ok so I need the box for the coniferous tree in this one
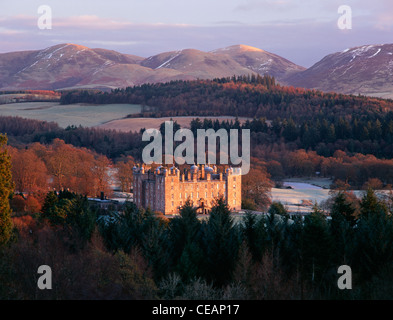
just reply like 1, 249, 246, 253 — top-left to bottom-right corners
176, 241, 204, 282
302, 205, 333, 290
354, 189, 393, 281
202, 197, 240, 287
360, 187, 388, 218
330, 192, 356, 264
169, 200, 203, 281
354, 208, 393, 281
240, 211, 267, 262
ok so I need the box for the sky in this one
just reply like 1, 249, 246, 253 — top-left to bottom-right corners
1, 0, 393, 67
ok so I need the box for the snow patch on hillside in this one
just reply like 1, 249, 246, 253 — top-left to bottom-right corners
369, 48, 381, 58
155, 51, 182, 69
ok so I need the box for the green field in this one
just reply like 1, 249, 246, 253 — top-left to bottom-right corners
0, 102, 142, 128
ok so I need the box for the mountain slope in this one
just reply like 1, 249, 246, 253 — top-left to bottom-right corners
140, 48, 257, 79
286, 44, 393, 99
211, 44, 306, 80
0, 43, 305, 91
0, 44, 193, 90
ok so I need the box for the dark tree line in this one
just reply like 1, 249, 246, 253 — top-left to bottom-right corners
60, 76, 393, 122
3, 187, 393, 299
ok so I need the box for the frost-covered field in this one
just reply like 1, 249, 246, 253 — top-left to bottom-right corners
0, 102, 142, 128
271, 185, 331, 213
271, 179, 374, 213
270, 178, 331, 213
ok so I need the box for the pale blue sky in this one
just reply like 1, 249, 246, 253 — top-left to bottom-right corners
2, 0, 393, 67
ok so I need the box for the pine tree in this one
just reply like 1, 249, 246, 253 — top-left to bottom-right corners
354, 206, 393, 280
360, 187, 387, 218
202, 197, 240, 287
176, 241, 204, 282
330, 192, 356, 265
331, 192, 356, 226
302, 205, 333, 288
0, 134, 14, 247
241, 211, 267, 262
169, 200, 202, 274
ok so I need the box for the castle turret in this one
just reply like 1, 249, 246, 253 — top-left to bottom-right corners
191, 164, 198, 181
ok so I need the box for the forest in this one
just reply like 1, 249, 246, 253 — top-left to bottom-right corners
60, 75, 393, 121
2, 112, 393, 190
2, 76, 393, 299
2, 164, 393, 299
55, 75, 393, 187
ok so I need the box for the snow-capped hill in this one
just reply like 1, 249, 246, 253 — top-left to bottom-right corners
211, 44, 265, 53
140, 48, 256, 79
211, 44, 306, 81
0, 43, 307, 91
286, 43, 393, 99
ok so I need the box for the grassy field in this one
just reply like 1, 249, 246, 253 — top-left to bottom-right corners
0, 102, 142, 128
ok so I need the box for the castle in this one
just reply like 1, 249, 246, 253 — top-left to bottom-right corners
133, 164, 242, 215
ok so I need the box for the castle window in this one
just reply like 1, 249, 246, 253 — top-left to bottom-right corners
172, 194, 174, 199
233, 184, 236, 189
205, 192, 207, 198
233, 200, 236, 205
172, 201, 174, 207
171, 185, 174, 190
180, 193, 182, 199
197, 192, 199, 198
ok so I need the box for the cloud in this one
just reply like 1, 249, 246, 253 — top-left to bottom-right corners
0, 27, 24, 35
2, 14, 193, 33
235, 0, 295, 12
53, 15, 134, 29
373, 11, 393, 30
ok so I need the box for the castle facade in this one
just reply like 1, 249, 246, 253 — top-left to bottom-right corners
133, 164, 242, 215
